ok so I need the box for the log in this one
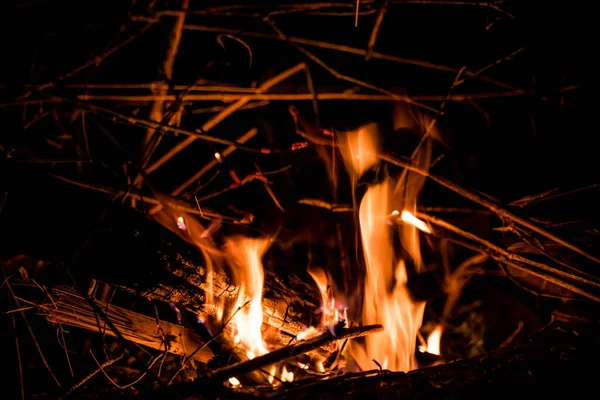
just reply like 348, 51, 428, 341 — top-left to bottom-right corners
78, 209, 321, 339
134, 310, 599, 400
209, 324, 384, 382
43, 285, 214, 363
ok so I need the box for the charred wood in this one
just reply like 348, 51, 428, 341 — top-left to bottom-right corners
42, 285, 214, 363
77, 209, 321, 339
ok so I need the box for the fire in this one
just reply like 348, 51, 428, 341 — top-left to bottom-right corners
281, 366, 294, 382
340, 123, 432, 372
424, 324, 443, 356
223, 236, 271, 360
398, 210, 431, 234
307, 266, 347, 334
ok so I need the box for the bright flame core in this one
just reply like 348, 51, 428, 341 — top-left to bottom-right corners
340, 123, 431, 372
224, 236, 271, 360
307, 266, 347, 335
425, 324, 443, 356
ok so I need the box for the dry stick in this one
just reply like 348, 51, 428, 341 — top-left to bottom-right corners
158, 1, 508, 15
90, 350, 161, 390
50, 174, 238, 221
454, 47, 525, 87
427, 223, 600, 301
75, 88, 564, 102
10, 313, 24, 400
136, 0, 190, 208
171, 21, 517, 90
173, 127, 258, 197
59, 354, 124, 400
397, 66, 466, 187
379, 153, 600, 266
18, 21, 156, 100
209, 324, 383, 381
146, 127, 258, 215
61, 99, 298, 153
365, 0, 388, 60
190, 101, 270, 115
167, 300, 252, 386
5, 281, 61, 387
416, 212, 600, 288
415, 212, 600, 301
265, 19, 439, 114
146, 62, 306, 175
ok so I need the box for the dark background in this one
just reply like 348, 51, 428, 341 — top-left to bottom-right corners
0, 1, 596, 396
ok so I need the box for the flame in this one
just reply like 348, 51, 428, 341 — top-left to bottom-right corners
399, 210, 431, 234
281, 366, 294, 382
150, 196, 224, 320
224, 236, 271, 360
424, 324, 443, 355
307, 266, 347, 335
229, 377, 241, 387
340, 123, 431, 372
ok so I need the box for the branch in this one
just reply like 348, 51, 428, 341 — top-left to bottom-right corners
379, 153, 600, 266
156, 21, 521, 90
17, 21, 156, 100
209, 324, 384, 381
59, 354, 124, 399
51, 97, 307, 155
145, 62, 306, 174
71, 86, 579, 102
50, 174, 240, 222
365, 0, 388, 60
413, 212, 600, 302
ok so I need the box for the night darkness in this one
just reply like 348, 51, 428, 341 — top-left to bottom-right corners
0, 1, 598, 399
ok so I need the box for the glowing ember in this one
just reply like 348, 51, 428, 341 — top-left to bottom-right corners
281, 366, 294, 382
399, 210, 431, 233
176, 216, 187, 231
214, 152, 223, 163
228, 377, 241, 387
425, 324, 443, 356
307, 266, 347, 334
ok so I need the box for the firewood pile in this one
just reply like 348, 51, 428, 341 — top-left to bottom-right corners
0, 1, 596, 399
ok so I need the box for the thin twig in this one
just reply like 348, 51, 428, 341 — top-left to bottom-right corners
167, 299, 252, 385
498, 321, 525, 348
72, 87, 579, 102
51, 97, 307, 155
10, 311, 24, 399
209, 324, 383, 381
379, 153, 600, 266
265, 18, 439, 114
59, 354, 124, 399
90, 350, 160, 390
145, 62, 306, 174
173, 128, 258, 197
137, 0, 191, 209
414, 212, 600, 302
50, 174, 239, 221
5, 280, 61, 387
165, 21, 519, 90
18, 21, 156, 100
365, 0, 388, 60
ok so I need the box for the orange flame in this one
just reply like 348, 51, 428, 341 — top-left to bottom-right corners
339, 123, 432, 372
307, 266, 347, 335
424, 324, 443, 356
223, 236, 271, 360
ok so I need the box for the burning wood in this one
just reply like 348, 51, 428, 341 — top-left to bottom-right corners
2, 3, 597, 398
42, 286, 213, 363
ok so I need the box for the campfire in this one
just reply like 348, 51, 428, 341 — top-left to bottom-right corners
1, 1, 597, 399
